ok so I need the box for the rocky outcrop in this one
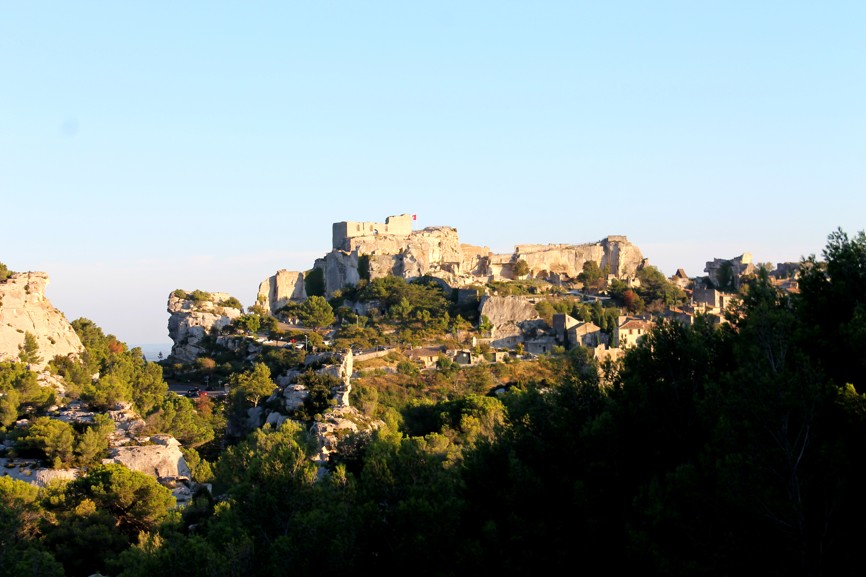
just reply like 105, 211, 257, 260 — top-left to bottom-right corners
0, 272, 84, 370
309, 405, 385, 478
0, 459, 80, 486
104, 434, 190, 479
513, 236, 646, 283
257, 270, 307, 314
479, 295, 546, 348
166, 291, 243, 363
704, 253, 756, 290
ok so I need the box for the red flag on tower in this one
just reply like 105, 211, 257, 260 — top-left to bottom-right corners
412, 214, 417, 220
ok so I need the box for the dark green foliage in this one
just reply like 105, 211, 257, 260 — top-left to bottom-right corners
41, 464, 175, 576
292, 371, 340, 420
0, 361, 53, 427
578, 259, 606, 291
358, 254, 371, 280
636, 265, 687, 309
0, 262, 12, 282
22, 417, 75, 468
233, 313, 262, 334
8, 230, 866, 577
0, 477, 64, 577
715, 259, 735, 290
797, 228, 866, 392
219, 295, 243, 309
297, 295, 335, 329
304, 267, 325, 297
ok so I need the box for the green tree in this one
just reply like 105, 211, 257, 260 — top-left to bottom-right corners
0, 262, 12, 282
229, 362, 275, 409
0, 361, 53, 425
636, 265, 686, 308
24, 417, 75, 468
64, 464, 175, 536
797, 228, 866, 392
513, 259, 530, 277
0, 476, 64, 577
234, 313, 262, 334
478, 315, 493, 336
146, 394, 215, 448
578, 260, 606, 292
298, 295, 336, 329
17, 332, 42, 366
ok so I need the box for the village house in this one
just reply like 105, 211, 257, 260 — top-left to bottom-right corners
406, 346, 445, 369
615, 315, 653, 348
569, 321, 607, 348
692, 286, 738, 314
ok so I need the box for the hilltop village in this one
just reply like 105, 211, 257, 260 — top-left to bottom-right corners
3, 218, 852, 577
169, 213, 799, 371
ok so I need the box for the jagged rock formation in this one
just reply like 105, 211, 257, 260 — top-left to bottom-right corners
257, 269, 307, 314
0, 271, 84, 370
479, 295, 546, 348
166, 291, 243, 363
704, 253, 756, 290
309, 405, 384, 476
314, 215, 648, 297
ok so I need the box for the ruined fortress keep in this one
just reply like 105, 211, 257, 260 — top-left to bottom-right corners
308, 214, 647, 297
332, 214, 414, 251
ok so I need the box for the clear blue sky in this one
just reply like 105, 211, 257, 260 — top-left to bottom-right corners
2, 2, 864, 346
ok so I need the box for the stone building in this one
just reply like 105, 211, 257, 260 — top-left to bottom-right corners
332, 214, 413, 251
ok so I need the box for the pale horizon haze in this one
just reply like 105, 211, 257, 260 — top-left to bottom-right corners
2, 2, 864, 346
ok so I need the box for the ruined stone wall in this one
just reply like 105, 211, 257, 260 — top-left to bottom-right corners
332, 213, 413, 250
317, 226, 464, 296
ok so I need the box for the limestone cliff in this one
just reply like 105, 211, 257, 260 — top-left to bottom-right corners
513, 236, 646, 283
257, 269, 307, 314
0, 271, 84, 369
166, 291, 243, 363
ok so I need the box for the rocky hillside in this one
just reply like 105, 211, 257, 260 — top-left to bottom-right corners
0, 271, 84, 369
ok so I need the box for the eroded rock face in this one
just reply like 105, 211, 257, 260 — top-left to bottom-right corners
0, 272, 84, 370
479, 295, 544, 345
257, 270, 307, 314
103, 434, 191, 479
166, 292, 242, 363
514, 236, 646, 282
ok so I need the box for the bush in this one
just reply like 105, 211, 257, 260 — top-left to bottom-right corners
0, 262, 12, 282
